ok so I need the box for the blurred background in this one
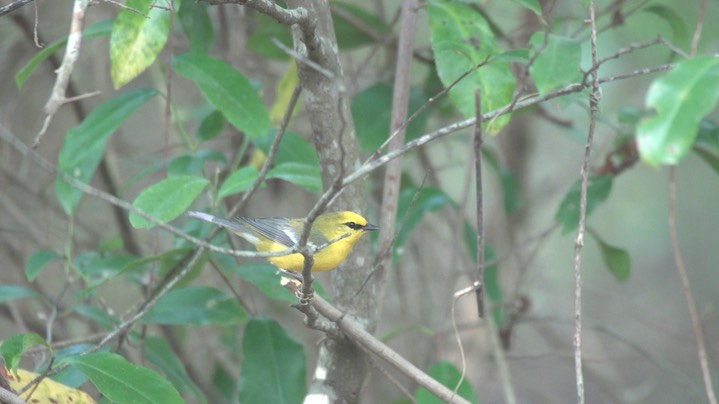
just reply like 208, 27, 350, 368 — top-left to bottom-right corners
1, 0, 718, 402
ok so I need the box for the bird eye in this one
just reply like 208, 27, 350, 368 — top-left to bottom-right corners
345, 221, 360, 230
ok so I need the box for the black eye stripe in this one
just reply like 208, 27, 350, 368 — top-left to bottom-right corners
345, 221, 362, 230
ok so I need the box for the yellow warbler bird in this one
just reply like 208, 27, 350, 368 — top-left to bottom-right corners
187, 211, 378, 272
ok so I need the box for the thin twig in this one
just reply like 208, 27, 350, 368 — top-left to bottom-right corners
162, 0, 177, 177
227, 84, 303, 218
586, 37, 663, 76
471, 91, 517, 402
271, 38, 335, 80
32, 0, 41, 47
330, 3, 433, 65
473, 90, 485, 318
11, 13, 142, 256
345, 61, 682, 194
371, 56, 489, 161
93, 0, 146, 16
450, 288, 468, 402
350, 174, 429, 309
0, 123, 318, 261
18, 248, 206, 388
668, 168, 717, 404
33, 0, 91, 148
690, 0, 707, 57
573, 3, 601, 403
0, 0, 34, 16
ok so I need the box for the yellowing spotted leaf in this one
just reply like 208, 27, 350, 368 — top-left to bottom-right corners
1, 367, 96, 404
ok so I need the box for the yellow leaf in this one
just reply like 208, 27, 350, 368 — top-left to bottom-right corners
1, 368, 96, 404
248, 148, 267, 171
269, 61, 301, 125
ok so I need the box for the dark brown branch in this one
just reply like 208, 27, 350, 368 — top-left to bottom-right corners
0, 0, 34, 16
472, 90, 484, 318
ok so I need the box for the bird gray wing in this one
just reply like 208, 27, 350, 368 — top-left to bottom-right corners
240, 217, 298, 248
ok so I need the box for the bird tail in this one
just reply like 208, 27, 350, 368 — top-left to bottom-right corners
186, 211, 259, 244
187, 211, 237, 228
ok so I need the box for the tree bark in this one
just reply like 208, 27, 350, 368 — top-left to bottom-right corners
286, 0, 378, 402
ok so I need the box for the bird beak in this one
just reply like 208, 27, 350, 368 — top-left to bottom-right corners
363, 223, 379, 231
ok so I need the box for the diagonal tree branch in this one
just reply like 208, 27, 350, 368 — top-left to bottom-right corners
34, 0, 94, 148
0, 0, 34, 16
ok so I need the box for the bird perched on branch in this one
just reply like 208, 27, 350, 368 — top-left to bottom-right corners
187, 211, 378, 272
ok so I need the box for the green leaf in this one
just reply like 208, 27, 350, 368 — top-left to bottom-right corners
494, 48, 530, 64
462, 221, 478, 264
230, 262, 297, 302
219, 166, 259, 199
1, 333, 49, 372
482, 246, 500, 301
174, 53, 270, 137
351, 83, 432, 152
332, 1, 387, 49
428, 0, 515, 133
247, 12, 293, 60
178, 0, 214, 53
637, 57, 719, 165
15, 20, 113, 89
75, 253, 137, 287
555, 175, 613, 234
396, 187, 453, 256
267, 162, 321, 193
693, 146, 719, 176
238, 318, 306, 404
66, 352, 183, 404
352, 83, 392, 151
25, 250, 60, 282
618, 105, 646, 126
129, 175, 209, 228
642, 4, 688, 43
529, 32, 582, 96
463, 225, 503, 322
74, 305, 119, 330
695, 119, 719, 154
220, 260, 327, 302
145, 337, 206, 403
498, 170, 522, 214
508, 0, 542, 17
121, 247, 194, 276
55, 89, 158, 215
141, 286, 246, 325
212, 365, 236, 403
482, 148, 522, 214
110, 0, 172, 88
0, 285, 39, 303
414, 361, 477, 404
167, 149, 226, 176
588, 230, 631, 282
47, 344, 94, 388
252, 131, 319, 167
196, 109, 226, 141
